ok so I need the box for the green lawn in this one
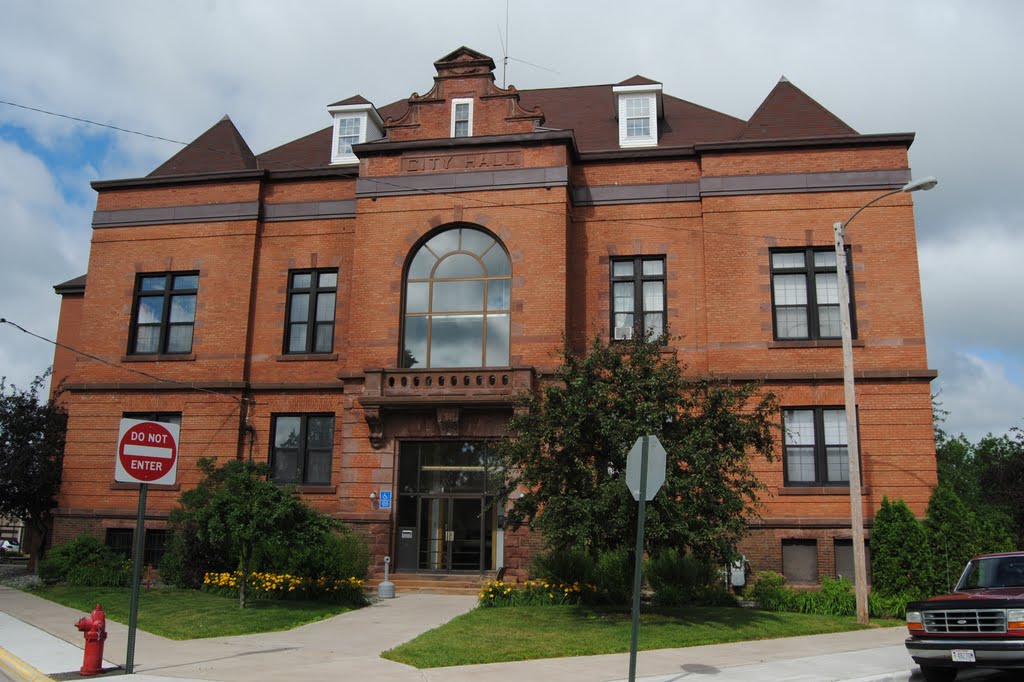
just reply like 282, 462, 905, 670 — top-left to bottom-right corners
27, 585, 353, 640
382, 605, 899, 668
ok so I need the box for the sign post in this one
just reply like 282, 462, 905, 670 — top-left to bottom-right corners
114, 418, 179, 674
625, 434, 666, 682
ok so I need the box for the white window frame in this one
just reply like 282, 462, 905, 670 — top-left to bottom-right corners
613, 84, 661, 148
330, 112, 365, 165
334, 116, 362, 161
451, 98, 473, 138
327, 102, 384, 166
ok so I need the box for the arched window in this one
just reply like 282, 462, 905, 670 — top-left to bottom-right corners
402, 226, 511, 368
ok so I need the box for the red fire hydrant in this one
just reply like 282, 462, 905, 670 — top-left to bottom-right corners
74, 603, 107, 676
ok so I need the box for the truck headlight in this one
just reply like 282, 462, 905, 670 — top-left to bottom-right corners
1008, 609, 1024, 632
906, 611, 923, 632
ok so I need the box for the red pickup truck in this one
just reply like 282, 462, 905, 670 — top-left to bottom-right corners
905, 551, 1024, 681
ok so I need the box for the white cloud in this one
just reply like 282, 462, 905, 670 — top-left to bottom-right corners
0, 0, 1022, 438
920, 226, 1024, 356
930, 348, 1024, 442
0, 140, 90, 391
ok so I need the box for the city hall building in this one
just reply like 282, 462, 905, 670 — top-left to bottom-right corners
50, 47, 938, 583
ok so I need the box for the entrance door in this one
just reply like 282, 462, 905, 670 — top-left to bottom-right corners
398, 441, 499, 573
418, 496, 492, 572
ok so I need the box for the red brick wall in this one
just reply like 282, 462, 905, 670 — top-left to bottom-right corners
51, 292, 83, 400
51, 105, 936, 580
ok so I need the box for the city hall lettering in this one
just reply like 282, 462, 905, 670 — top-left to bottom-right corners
403, 151, 522, 173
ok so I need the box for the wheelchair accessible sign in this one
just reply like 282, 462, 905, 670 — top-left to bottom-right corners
379, 490, 392, 509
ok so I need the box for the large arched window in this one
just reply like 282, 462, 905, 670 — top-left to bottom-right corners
402, 226, 511, 368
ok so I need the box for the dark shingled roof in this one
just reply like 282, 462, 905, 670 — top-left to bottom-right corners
154, 59, 866, 174
54, 274, 87, 294
616, 75, 661, 87
328, 94, 372, 107
257, 99, 408, 171
518, 85, 746, 152
739, 77, 856, 139
149, 116, 257, 177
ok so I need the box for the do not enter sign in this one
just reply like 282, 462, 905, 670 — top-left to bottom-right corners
114, 418, 179, 485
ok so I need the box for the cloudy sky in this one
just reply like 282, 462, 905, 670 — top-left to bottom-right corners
1, 0, 1021, 441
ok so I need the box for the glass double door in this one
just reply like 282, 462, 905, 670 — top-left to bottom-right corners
397, 441, 498, 573
418, 496, 493, 572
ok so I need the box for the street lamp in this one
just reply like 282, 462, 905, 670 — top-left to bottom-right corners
834, 175, 937, 625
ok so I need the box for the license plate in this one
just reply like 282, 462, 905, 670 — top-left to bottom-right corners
951, 649, 975, 663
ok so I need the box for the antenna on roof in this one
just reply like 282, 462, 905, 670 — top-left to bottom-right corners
497, 0, 510, 88
497, 1, 558, 88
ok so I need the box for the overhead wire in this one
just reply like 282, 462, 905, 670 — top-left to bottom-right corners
0, 318, 244, 404
0, 98, 873, 246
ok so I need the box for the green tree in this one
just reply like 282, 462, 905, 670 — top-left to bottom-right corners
177, 458, 339, 608
934, 431, 982, 509
497, 334, 778, 567
0, 371, 67, 563
925, 485, 1001, 593
976, 429, 1024, 548
870, 497, 933, 597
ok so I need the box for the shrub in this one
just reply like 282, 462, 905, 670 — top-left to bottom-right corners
158, 523, 233, 589
592, 547, 633, 605
871, 496, 932, 598
794, 576, 855, 616
646, 548, 731, 607
868, 590, 915, 619
477, 578, 594, 607
749, 570, 797, 612
268, 531, 370, 582
201, 570, 366, 607
531, 547, 595, 586
926, 486, 981, 593
39, 535, 131, 586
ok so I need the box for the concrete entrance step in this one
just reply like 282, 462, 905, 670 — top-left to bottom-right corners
365, 572, 494, 596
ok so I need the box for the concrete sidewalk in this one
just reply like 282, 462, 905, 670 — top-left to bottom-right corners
1, 583, 926, 682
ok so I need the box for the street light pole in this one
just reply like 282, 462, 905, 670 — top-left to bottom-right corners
834, 176, 937, 625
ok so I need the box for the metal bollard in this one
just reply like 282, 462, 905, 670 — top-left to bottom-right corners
377, 555, 396, 599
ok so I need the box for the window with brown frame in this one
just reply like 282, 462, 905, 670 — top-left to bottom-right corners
128, 273, 198, 354
401, 226, 511, 368
610, 256, 666, 341
284, 269, 337, 354
270, 414, 334, 486
770, 248, 854, 340
782, 407, 851, 486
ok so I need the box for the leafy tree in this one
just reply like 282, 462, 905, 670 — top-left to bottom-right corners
934, 432, 982, 509
924, 484, 1014, 593
0, 370, 67, 563
175, 458, 340, 608
976, 429, 1024, 548
870, 497, 933, 598
497, 334, 778, 567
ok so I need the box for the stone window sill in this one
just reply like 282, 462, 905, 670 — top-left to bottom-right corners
769, 340, 864, 349
276, 354, 339, 362
122, 354, 196, 362
778, 486, 871, 496
292, 485, 337, 495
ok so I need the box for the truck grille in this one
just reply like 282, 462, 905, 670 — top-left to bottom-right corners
923, 609, 1006, 634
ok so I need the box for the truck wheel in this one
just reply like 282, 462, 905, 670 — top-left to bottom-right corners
920, 665, 957, 682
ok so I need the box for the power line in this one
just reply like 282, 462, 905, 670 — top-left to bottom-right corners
0, 318, 243, 404
0, 98, 862, 246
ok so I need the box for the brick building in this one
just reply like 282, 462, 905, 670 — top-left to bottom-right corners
50, 47, 937, 583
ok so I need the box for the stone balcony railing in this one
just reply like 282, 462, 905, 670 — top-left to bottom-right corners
355, 367, 536, 448
361, 367, 534, 401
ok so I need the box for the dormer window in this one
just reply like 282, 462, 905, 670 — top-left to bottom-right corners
625, 97, 652, 139
335, 117, 361, 157
452, 98, 473, 138
613, 82, 662, 148
327, 97, 384, 165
